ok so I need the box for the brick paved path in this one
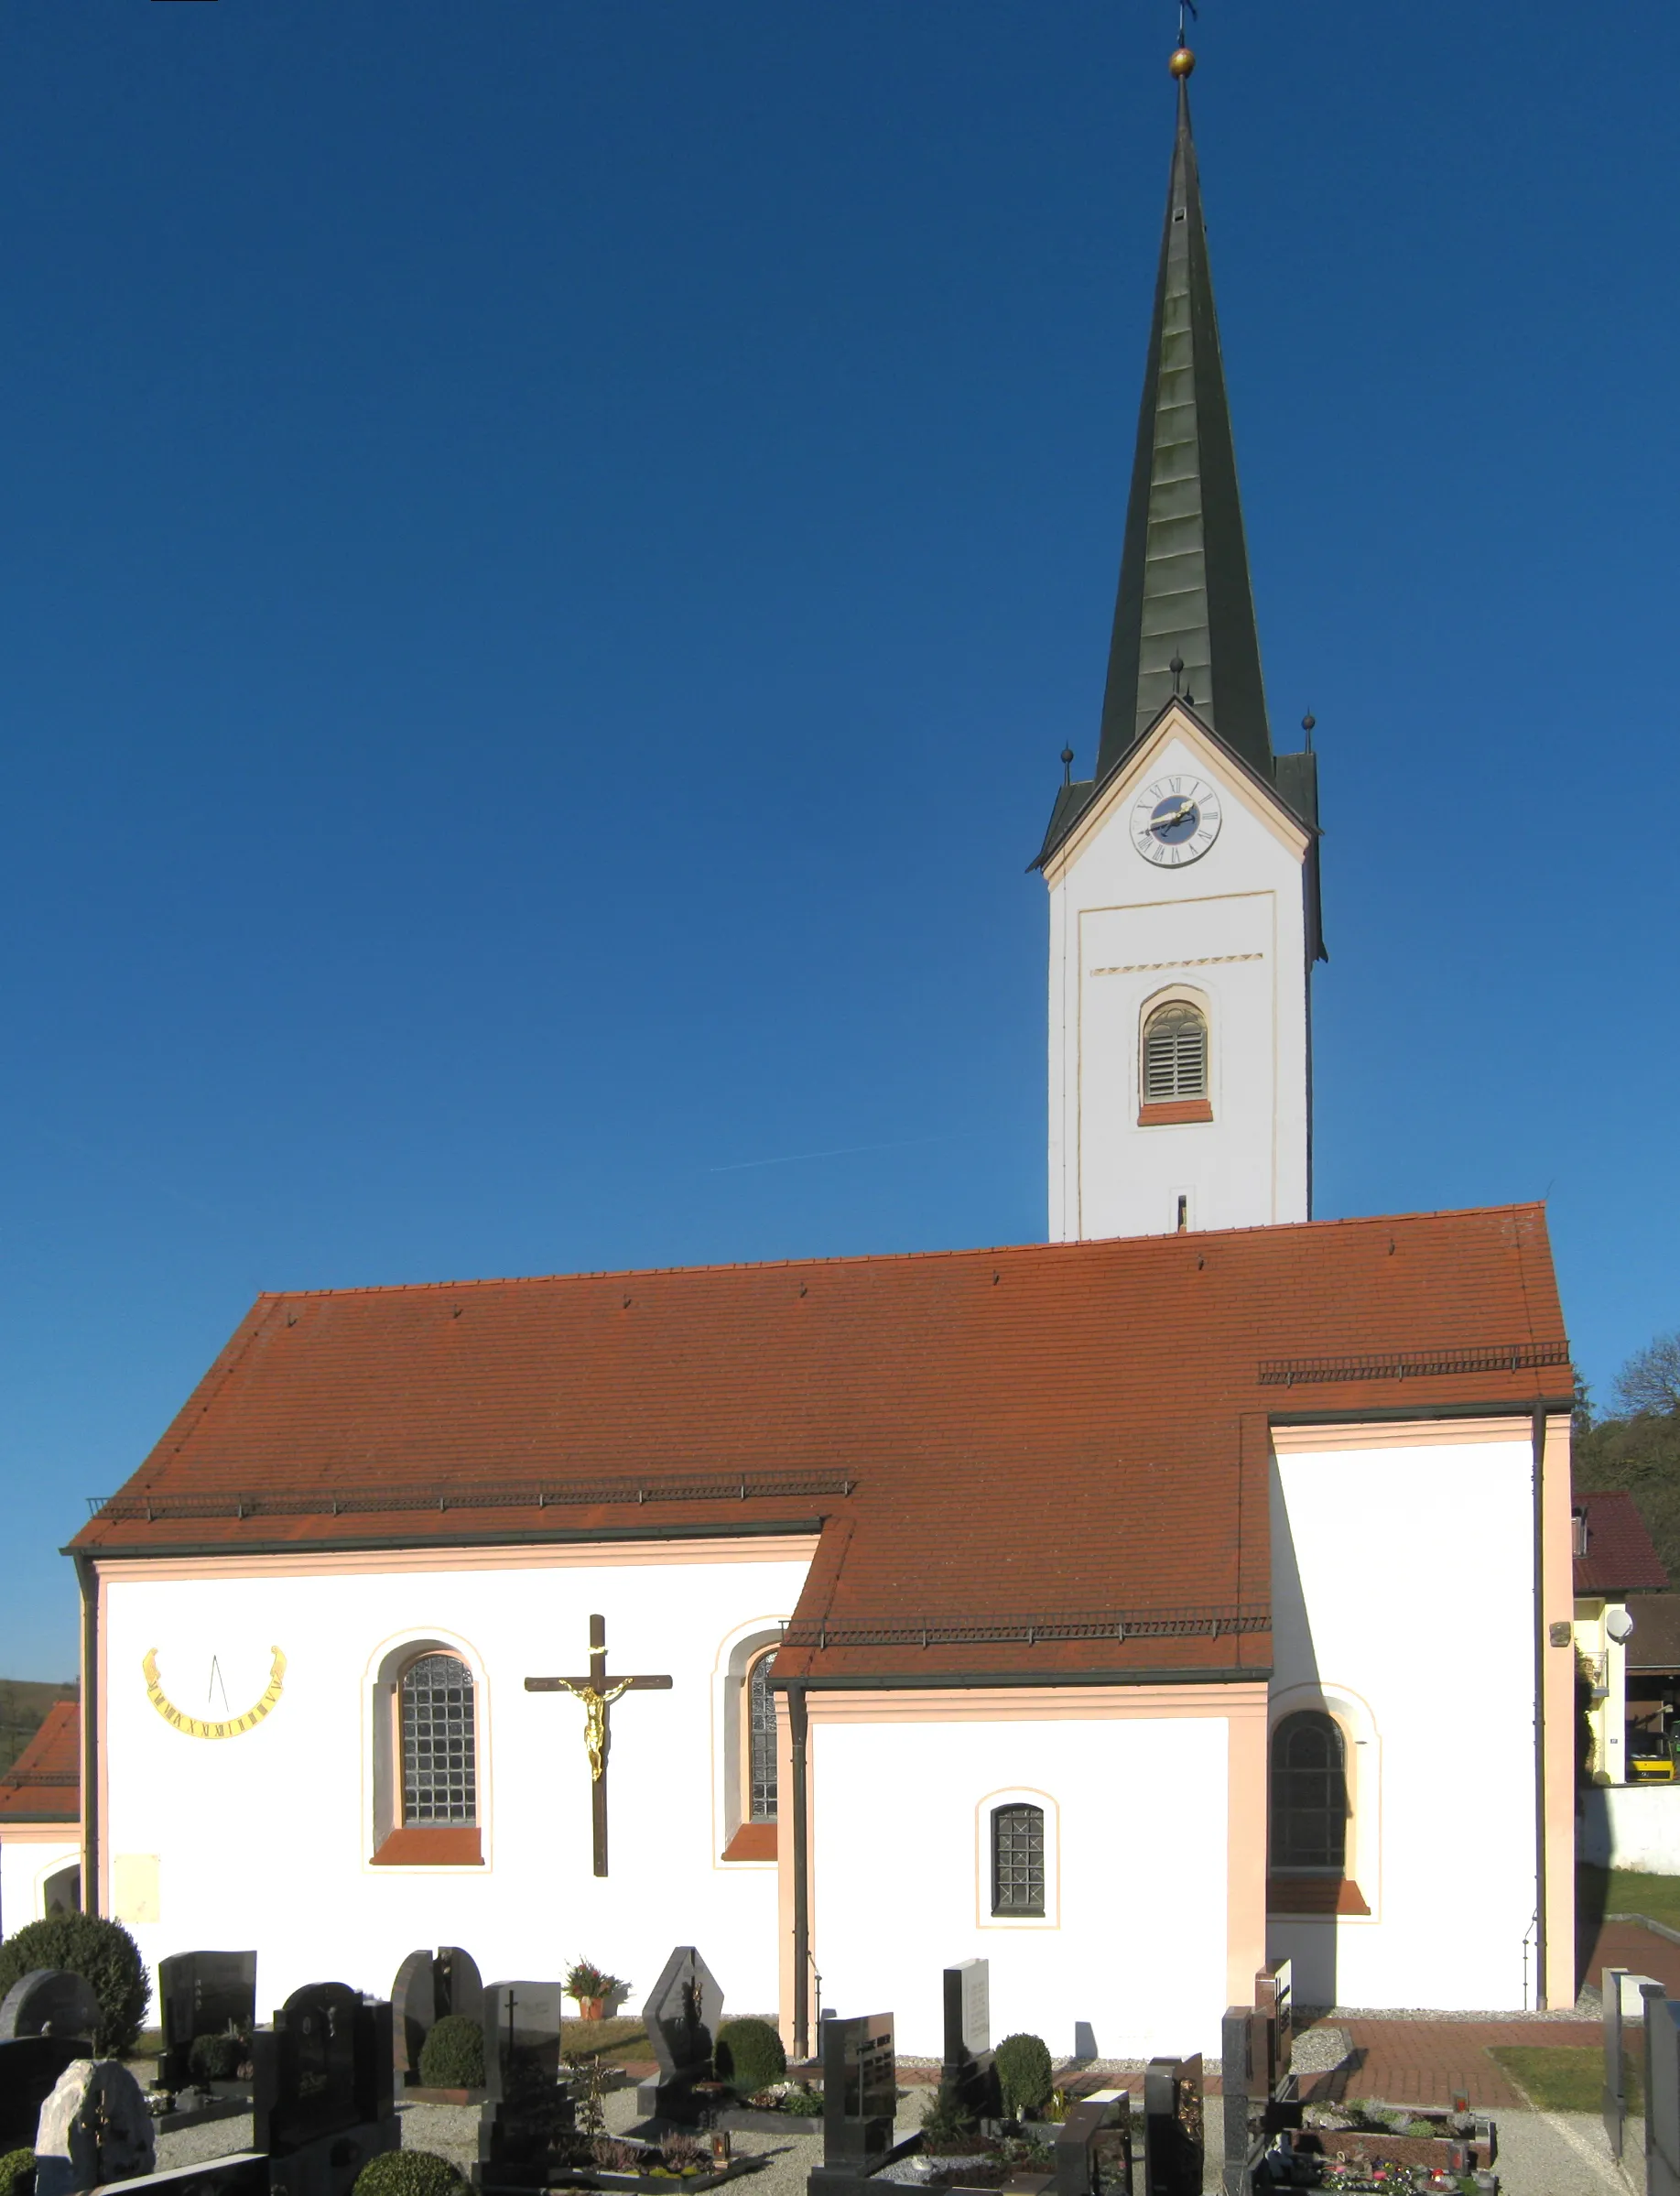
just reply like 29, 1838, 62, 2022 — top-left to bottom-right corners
1294, 2018, 1601, 2110
1580, 1915, 1680, 2000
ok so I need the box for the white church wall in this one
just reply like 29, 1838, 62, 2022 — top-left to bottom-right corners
94, 1541, 814, 2020
1270, 1430, 1539, 2009
0, 1835, 81, 1934
807, 1704, 1233, 2060
1044, 716, 1309, 1243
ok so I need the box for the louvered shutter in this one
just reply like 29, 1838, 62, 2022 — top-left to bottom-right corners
1143, 1001, 1208, 1102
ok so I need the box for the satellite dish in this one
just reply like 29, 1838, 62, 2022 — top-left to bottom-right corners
1607, 1606, 1637, 1644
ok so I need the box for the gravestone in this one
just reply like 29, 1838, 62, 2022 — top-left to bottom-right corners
0, 2037, 92, 2150
0, 1972, 102, 2044
1141, 2055, 1202, 2196
394, 1946, 484, 2081
158, 1952, 258, 2089
1648, 1988, 1680, 2196
475, 1982, 571, 2189
938, 1961, 994, 2118
1605, 1963, 1630, 2163
1219, 2008, 1253, 2196
633, 1948, 723, 2125
35, 2058, 157, 2196
1252, 1960, 1293, 2099
252, 1983, 398, 2196
1054, 2098, 1128, 2196
818, 2013, 895, 2169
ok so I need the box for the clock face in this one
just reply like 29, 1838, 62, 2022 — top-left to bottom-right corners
1130, 775, 1222, 866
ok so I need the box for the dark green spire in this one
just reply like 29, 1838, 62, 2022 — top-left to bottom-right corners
1095, 74, 1272, 782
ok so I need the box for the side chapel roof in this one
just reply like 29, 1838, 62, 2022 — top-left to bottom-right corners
72, 1205, 1570, 1685
1574, 1490, 1669, 1596
0, 1701, 81, 1825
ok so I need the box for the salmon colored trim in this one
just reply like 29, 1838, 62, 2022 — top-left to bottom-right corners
90, 1538, 819, 1585
805, 1682, 1263, 1724
1541, 1413, 1576, 2006
721, 1823, 777, 1863
1138, 1099, 1214, 1127
1226, 1697, 1267, 2003
371, 1826, 482, 1866
1271, 1418, 1532, 1453
1040, 705, 1310, 886
0, 1821, 81, 1843
1267, 1875, 1371, 1917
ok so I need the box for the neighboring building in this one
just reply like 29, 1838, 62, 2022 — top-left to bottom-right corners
0, 1701, 81, 1931
55, 47, 1582, 2048
1574, 1493, 1670, 1785
1624, 1593, 1680, 1774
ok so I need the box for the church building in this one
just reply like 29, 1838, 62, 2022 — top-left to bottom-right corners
37, 48, 1578, 2053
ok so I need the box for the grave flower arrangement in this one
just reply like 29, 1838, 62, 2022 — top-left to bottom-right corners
564, 1960, 627, 2019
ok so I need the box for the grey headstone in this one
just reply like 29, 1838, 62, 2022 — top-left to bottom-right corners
34, 2058, 156, 2196
0, 1972, 100, 2045
820, 2013, 895, 2168
645, 1948, 722, 2082
391, 1952, 434, 2077
941, 1962, 988, 2064
157, 1952, 256, 2089
481, 1982, 564, 2106
1605, 1964, 1630, 2163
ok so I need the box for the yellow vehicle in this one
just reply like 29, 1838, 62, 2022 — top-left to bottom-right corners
1628, 1743, 1676, 1783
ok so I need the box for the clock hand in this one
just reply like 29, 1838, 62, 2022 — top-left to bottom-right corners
1151, 800, 1198, 834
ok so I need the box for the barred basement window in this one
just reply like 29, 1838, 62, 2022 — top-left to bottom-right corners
1270, 1710, 1347, 1872
747, 1651, 778, 1821
1143, 1000, 1208, 1103
401, 1652, 478, 1826
991, 1802, 1045, 1916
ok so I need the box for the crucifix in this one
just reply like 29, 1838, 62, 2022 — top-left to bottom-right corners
525, 1615, 673, 1876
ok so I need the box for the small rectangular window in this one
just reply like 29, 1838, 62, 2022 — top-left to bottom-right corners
991, 1803, 1045, 1916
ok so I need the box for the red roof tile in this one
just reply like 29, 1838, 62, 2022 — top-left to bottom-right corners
71, 1205, 1570, 1681
0, 1701, 80, 1824
1575, 1491, 1668, 1595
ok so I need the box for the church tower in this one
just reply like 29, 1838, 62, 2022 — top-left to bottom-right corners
1035, 42, 1325, 1242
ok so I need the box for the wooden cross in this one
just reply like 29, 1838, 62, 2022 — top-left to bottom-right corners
525, 1614, 673, 1877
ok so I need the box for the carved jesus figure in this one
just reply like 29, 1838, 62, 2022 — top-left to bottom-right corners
556, 1677, 633, 1781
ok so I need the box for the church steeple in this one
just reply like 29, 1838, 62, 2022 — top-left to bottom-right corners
1095, 48, 1272, 784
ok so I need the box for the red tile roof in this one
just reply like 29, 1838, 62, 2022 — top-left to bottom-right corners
0, 1701, 81, 1824
72, 1205, 1570, 1682
1575, 1492, 1668, 1595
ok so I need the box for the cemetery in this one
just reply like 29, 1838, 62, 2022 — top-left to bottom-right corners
5, 1921, 1621, 2196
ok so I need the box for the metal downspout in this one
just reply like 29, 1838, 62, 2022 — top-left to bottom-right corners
789, 1683, 810, 2060
73, 1551, 99, 1917
1531, 1406, 1549, 2006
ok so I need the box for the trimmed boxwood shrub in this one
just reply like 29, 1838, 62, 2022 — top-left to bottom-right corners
0, 2150, 35, 2196
0, 1916, 149, 2057
993, 2033, 1053, 2121
417, 2014, 485, 2090
352, 2153, 471, 2196
714, 2017, 786, 2097
189, 2034, 244, 2082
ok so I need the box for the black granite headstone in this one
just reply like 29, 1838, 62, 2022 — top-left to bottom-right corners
1141, 2056, 1202, 2196
0, 2036, 92, 2150
634, 1948, 723, 2125
475, 1983, 571, 2189
158, 1953, 258, 2089
821, 2014, 895, 2168
394, 1947, 485, 2080
1055, 2099, 1125, 2196
253, 1982, 397, 2196
0, 1971, 102, 2045
938, 1961, 993, 2118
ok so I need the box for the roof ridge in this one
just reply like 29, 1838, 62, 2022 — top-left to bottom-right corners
248, 1203, 1552, 1302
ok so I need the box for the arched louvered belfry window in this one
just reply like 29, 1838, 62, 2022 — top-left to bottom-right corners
400, 1652, 478, 1826
1270, 1710, 1348, 1872
1142, 998, 1209, 1105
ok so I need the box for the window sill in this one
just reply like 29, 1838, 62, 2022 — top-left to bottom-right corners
1137, 1099, 1214, 1126
721, 1822, 777, 1862
1267, 1875, 1369, 1917
371, 1827, 483, 1866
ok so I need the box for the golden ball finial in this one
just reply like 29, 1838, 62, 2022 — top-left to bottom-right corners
1169, 44, 1196, 78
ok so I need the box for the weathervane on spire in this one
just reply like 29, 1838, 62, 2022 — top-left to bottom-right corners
1173, 0, 1198, 77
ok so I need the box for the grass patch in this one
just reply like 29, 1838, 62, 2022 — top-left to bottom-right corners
559, 2017, 649, 2061
1488, 2044, 1643, 2117
1580, 1863, 1680, 1934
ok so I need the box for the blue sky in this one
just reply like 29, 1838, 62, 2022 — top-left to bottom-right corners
2, 3, 1675, 1679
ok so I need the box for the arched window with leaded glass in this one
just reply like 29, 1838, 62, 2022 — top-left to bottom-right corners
1270, 1710, 1347, 1872
1142, 998, 1209, 1105
747, 1650, 777, 1821
400, 1651, 478, 1827
991, 1801, 1045, 1916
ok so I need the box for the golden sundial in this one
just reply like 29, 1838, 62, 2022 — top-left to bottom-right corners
142, 1647, 287, 1739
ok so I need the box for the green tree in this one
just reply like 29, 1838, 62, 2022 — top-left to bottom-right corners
1576, 1330, 1680, 1582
